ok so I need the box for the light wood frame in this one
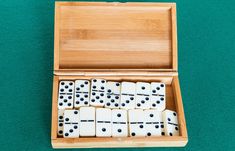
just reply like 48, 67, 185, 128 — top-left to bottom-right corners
54, 2, 177, 73
51, 74, 188, 148
51, 2, 188, 148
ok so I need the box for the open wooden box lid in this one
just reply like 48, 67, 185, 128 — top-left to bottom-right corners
54, 2, 177, 73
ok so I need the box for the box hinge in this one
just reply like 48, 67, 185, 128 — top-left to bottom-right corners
54, 70, 178, 77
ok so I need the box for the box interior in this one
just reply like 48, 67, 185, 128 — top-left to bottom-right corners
51, 75, 186, 141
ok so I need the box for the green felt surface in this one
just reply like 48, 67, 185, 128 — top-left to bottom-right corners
0, 0, 235, 150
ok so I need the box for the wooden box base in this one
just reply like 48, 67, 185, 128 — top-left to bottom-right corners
51, 74, 188, 148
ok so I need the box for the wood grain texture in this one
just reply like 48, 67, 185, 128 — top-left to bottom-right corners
51, 76, 59, 139
54, 4, 60, 70
172, 76, 188, 138
52, 137, 187, 148
54, 70, 178, 76
54, 2, 177, 72
171, 4, 178, 71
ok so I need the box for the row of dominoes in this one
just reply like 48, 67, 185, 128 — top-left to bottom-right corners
58, 79, 165, 110
58, 107, 179, 138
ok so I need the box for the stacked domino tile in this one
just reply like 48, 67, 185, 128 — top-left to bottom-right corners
57, 79, 179, 138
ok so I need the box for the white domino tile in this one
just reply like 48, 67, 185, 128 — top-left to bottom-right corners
96, 108, 112, 137
150, 82, 166, 111
162, 109, 179, 136
135, 82, 151, 109
79, 107, 96, 136
128, 109, 146, 137
105, 82, 121, 109
111, 109, 128, 137
57, 109, 64, 136
63, 110, 80, 138
144, 109, 162, 136
58, 81, 74, 109
74, 80, 90, 107
120, 82, 136, 109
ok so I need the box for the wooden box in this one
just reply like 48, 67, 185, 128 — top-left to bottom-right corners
51, 2, 188, 148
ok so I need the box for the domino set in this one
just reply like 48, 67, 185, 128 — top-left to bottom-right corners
57, 79, 179, 138
58, 79, 166, 110
58, 108, 179, 138
51, 2, 188, 148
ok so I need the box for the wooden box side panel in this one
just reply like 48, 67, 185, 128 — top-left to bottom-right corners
54, 2, 177, 71
52, 137, 187, 148
51, 76, 59, 140
172, 76, 188, 138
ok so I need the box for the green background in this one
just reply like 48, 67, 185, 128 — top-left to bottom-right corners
0, 0, 235, 150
